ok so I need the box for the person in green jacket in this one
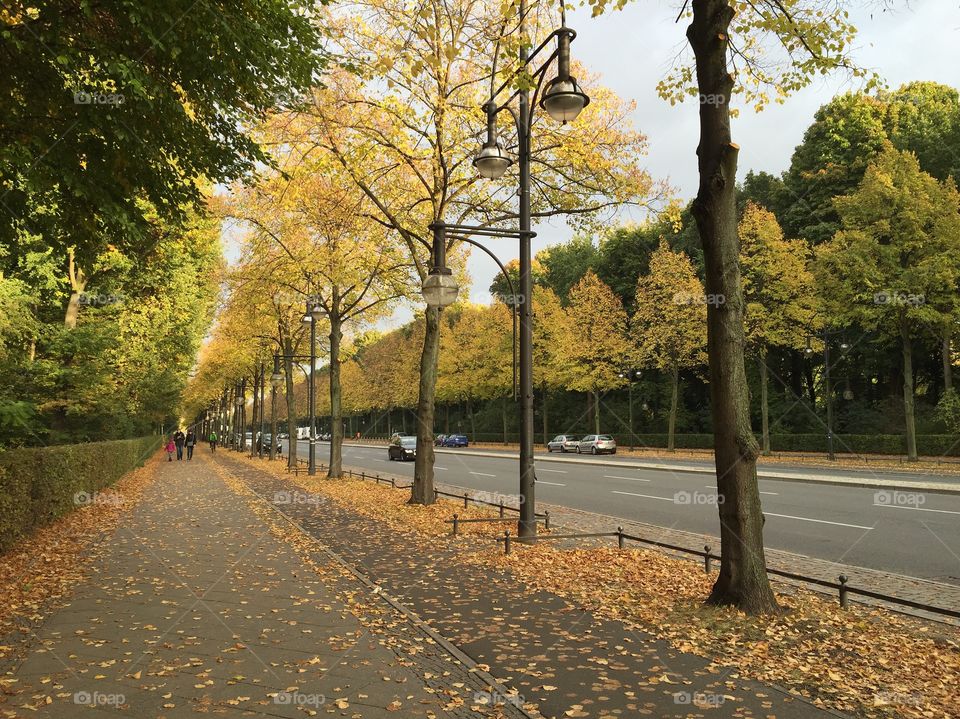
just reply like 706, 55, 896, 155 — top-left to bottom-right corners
208, 430, 218, 452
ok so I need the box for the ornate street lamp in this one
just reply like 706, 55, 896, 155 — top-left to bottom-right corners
466, 4, 589, 541
302, 299, 323, 475
421, 226, 460, 308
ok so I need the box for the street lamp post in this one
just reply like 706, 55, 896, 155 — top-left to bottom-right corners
805, 330, 849, 461
302, 300, 323, 476
270, 354, 283, 461
467, 7, 588, 541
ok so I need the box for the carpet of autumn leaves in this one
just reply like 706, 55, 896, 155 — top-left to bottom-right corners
242, 457, 960, 719
0, 453, 162, 666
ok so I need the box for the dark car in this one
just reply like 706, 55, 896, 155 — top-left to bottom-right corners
441, 434, 469, 448
388, 435, 417, 461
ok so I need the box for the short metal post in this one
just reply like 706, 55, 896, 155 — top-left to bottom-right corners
617, 526, 624, 549
452, 514, 459, 536
704, 545, 712, 574
839, 575, 849, 609
504, 530, 511, 555
499, 501, 505, 518
463, 492, 469, 509
390, 477, 396, 488
375, 476, 380, 485
433, 488, 439, 502
544, 510, 550, 530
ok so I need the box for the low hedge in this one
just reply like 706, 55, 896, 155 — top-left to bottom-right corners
0, 435, 162, 552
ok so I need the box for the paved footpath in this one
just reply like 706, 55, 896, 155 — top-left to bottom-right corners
215, 454, 841, 719
1, 454, 524, 718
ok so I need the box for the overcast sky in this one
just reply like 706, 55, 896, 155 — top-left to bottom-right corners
458, 0, 960, 306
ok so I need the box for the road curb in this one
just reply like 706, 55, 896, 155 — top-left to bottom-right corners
334, 442, 960, 495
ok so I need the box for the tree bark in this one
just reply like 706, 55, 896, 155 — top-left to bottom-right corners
283, 336, 298, 469
328, 311, 344, 478
502, 395, 509, 445
468, 399, 476, 439
409, 307, 440, 504
901, 315, 918, 461
688, 0, 778, 614
668, 365, 679, 452
942, 332, 953, 393
759, 350, 771, 455
542, 384, 549, 446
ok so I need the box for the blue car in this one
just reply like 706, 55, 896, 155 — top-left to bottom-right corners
442, 434, 469, 447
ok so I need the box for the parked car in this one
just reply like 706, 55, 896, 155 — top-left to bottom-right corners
547, 434, 580, 453
577, 434, 617, 455
434, 434, 447, 446
257, 433, 283, 454
441, 434, 469, 447
388, 435, 417, 461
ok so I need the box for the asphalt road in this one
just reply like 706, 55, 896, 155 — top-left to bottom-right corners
291, 440, 960, 583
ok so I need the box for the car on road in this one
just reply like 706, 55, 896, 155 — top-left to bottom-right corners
388, 435, 417, 461
440, 434, 469, 447
547, 434, 580, 453
577, 434, 616, 455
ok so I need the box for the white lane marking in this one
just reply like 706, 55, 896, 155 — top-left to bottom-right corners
874, 504, 960, 516
537, 480, 566, 486
765, 512, 873, 530
435, 466, 448, 471
606, 475, 651, 482
612, 491, 673, 501
537, 468, 567, 473
469, 471, 496, 477
705, 484, 777, 496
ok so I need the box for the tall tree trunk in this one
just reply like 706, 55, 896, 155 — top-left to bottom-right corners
759, 350, 771, 455
593, 390, 600, 434
283, 336, 298, 469
64, 248, 87, 329
468, 399, 476, 439
502, 396, 509, 445
445, 403, 450, 433
410, 306, 440, 505
668, 365, 679, 452
541, 384, 549, 446
901, 315, 918, 461
688, 0, 778, 614
328, 312, 344, 478
270, 370, 279, 461
942, 332, 953, 393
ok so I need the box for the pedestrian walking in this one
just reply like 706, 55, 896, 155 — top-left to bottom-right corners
173, 429, 186, 460
185, 430, 197, 460
165, 437, 175, 462
209, 430, 218, 452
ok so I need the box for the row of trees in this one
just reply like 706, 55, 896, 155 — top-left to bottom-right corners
182, 0, 900, 614
0, 1, 326, 445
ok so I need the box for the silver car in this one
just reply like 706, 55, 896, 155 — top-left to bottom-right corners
577, 434, 617, 455
547, 434, 580, 453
